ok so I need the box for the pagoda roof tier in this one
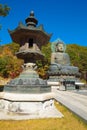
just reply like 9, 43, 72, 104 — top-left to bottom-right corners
8, 22, 52, 47
25, 11, 38, 27
16, 49, 44, 63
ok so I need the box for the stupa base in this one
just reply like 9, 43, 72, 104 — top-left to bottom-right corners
0, 92, 63, 120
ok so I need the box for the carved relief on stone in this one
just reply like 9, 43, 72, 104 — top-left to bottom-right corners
8, 102, 21, 112
43, 99, 53, 109
0, 100, 5, 109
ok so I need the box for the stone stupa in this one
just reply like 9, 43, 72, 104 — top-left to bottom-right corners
0, 11, 63, 119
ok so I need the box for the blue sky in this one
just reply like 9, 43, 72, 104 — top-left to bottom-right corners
0, 0, 87, 46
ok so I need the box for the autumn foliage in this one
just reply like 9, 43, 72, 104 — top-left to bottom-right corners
0, 42, 23, 78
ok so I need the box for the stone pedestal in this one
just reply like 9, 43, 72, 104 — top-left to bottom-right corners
0, 63, 64, 119
0, 92, 63, 120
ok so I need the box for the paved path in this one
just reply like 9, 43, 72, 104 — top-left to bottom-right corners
54, 90, 87, 121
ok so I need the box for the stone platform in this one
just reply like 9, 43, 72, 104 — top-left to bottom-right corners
0, 92, 63, 120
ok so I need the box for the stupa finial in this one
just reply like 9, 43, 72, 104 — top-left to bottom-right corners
30, 10, 34, 17
25, 10, 38, 27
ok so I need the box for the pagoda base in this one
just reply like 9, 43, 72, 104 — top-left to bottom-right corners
0, 92, 63, 120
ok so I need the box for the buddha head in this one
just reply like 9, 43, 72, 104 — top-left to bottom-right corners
51, 39, 66, 52
55, 40, 66, 52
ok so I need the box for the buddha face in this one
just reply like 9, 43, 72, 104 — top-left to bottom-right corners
56, 43, 64, 52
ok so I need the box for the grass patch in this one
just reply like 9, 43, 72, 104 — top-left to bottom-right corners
0, 101, 87, 130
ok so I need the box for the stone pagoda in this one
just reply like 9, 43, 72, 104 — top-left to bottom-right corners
8, 11, 52, 63
0, 11, 63, 119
